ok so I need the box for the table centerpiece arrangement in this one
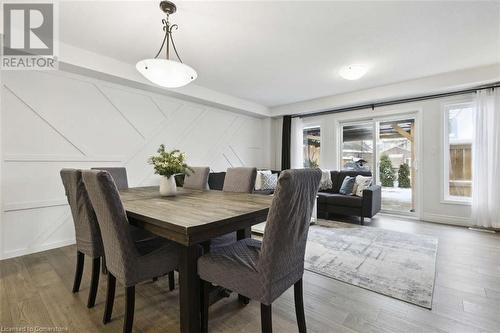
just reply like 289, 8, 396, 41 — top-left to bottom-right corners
148, 144, 193, 196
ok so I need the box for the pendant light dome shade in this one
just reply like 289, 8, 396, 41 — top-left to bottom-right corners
136, 59, 197, 88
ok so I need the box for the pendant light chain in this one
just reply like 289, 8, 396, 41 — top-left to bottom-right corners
153, 12, 183, 63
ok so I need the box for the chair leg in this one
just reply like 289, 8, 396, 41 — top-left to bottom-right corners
123, 286, 135, 333
200, 280, 210, 333
102, 256, 108, 275
87, 257, 101, 308
294, 279, 307, 333
72, 251, 84, 293
168, 271, 175, 291
261, 303, 272, 333
103, 273, 116, 324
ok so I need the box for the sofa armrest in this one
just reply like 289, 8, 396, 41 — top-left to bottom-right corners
362, 185, 382, 217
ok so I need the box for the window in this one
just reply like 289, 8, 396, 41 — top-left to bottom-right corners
444, 103, 474, 201
303, 127, 320, 167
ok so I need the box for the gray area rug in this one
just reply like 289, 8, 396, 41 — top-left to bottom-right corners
305, 221, 438, 308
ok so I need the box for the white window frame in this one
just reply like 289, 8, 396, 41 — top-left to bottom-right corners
442, 101, 474, 204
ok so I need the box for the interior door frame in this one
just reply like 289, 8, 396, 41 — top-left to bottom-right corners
338, 109, 422, 218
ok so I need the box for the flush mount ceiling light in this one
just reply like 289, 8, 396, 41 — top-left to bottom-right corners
339, 64, 368, 80
136, 1, 197, 88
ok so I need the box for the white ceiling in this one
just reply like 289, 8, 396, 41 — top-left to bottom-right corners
60, 1, 500, 107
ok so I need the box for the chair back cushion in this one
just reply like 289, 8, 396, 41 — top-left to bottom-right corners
91, 167, 129, 190
82, 170, 138, 281
259, 168, 321, 303
222, 167, 257, 193
60, 169, 104, 258
183, 166, 210, 190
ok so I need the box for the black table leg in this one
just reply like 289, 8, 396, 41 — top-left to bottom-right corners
236, 227, 251, 240
179, 245, 201, 333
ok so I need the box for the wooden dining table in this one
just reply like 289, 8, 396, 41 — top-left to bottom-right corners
119, 186, 273, 333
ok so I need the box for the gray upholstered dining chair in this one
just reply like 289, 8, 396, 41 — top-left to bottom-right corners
91, 167, 128, 274
91, 167, 129, 190
61, 169, 174, 310
222, 167, 257, 193
210, 167, 258, 250
82, 170, 179, 333
198, 168, 322, 333
91, 167, 175, 286
183, 166, 210, 190
60, 169, 104, 309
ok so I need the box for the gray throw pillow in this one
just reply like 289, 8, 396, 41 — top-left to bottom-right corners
339, 176, 356, 195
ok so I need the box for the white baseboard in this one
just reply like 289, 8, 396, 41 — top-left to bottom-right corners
1, 238, 75, 260
421, 213, 472, 227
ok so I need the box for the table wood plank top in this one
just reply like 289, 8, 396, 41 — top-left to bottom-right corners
120, 186, 272, 246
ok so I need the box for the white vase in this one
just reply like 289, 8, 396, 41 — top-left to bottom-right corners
159, 176, 177, 196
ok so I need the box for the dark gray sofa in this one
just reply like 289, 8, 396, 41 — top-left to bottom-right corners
177, 169, 381, 225
317, 170, 381, 225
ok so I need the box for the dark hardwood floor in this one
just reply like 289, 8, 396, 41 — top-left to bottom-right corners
1, 215, 499, 332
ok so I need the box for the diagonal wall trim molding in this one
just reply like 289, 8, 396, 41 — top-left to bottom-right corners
149, 96, 171, 120
3, 84, 88, 156
229, 145, 245, 166
222, 153, 233, 168
92, 83, 146, 139
123, 101, 184, 165
30, 210, 72, 246
136, 107, 208, 186
202, 115, 239, 165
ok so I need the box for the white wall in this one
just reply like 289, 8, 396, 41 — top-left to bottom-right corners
0, 70, 272, 259
272, 95, 474, 226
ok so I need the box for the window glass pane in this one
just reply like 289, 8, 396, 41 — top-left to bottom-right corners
449, 107, 473, 142
342, 123, 373, 171
303, 127, 320, 168
447, 106, 473, 198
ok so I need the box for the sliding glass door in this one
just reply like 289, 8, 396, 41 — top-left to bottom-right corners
377, 118, 416, 213
341, 115, 417, 215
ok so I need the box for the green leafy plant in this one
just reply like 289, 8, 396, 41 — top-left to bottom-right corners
379, 154, 396, 187
398, 163, 411, 188
148, 144, 193, 178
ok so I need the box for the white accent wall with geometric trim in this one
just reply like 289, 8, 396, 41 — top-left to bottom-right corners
0, 70, 272, 259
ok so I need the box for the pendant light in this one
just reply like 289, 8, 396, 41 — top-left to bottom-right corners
136, 1, 197, 88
